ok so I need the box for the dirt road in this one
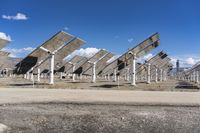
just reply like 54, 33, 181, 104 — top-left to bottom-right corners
0, 88, 200, 106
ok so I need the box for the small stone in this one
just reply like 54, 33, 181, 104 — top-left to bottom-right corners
0, 123, 8, 133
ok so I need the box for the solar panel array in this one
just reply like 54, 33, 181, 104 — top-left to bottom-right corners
0, 30, 174, 86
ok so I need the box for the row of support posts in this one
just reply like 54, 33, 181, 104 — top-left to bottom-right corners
109, 52, 166, 86
183, 71, 199, 84
23, 51, 168, 86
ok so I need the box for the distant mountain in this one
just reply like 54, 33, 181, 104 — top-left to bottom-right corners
0, 57, 22, 70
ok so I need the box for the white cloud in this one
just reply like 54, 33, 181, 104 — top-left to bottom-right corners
2, 47, 35, 57
137, 53, 154, 63
170, 56, 200, 68
143, 53, 153, 61
107, 53, 153, 64
128, 38, 133, 43
170, 57, 177, 67
2, 13, 28, 20
0, 32, 11, 41
65, 47, 100, 61
186, 58, 195, 65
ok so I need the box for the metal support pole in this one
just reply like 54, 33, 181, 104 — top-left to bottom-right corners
155, 67, 158, 83
126, 68, 130, 81
113, 69, 117, 82
160, 69, 163, 82
30, 68, 34, 81
107, 74, 110, 81
37, 68, 40, 82
117, 75, 120, 88
192, 72, 194, 82
49, 54, 55, 85
147, 63, 151, 84
24, 74, 26, 79
72, 64, 76, 82
163, 70, 167, 81
130, 53, 136, 86
60, 72, 63, 80
196, 71, 199, 83
27, 72, 30, 80
80, 73, 82, 80
92, 63, 96, 83
192, 74, 194, 82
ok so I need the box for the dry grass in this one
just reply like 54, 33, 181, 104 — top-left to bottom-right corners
0, 76, 199, 92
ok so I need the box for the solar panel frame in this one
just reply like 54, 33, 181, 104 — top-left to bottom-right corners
99, 35, 160, 77
34, 37, 85, 73
56, 55, 85, 73
73, 49, 108, 75
136, 51, 168, 76
83, 52, 114, 76
69, 57, 88, 74
15, 31, 85, 74
151, 58, 171, 76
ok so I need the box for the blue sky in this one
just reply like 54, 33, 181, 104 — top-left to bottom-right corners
0, 0, 200, 66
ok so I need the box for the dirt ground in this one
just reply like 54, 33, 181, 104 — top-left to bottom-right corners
0, 103, 200, 133
0, 76, 199, 91
0, 77, 200, 132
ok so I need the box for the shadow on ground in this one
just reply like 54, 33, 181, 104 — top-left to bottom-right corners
91, 84, 123, 88
9, 83, 49, 87
175, 81, 199, 89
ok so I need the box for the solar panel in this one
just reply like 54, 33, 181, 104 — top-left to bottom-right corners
183, 62, 200, 76
73, 49, 108, 75
33, 37, 85, 74
69, 57, 88, 74
136, 51, 168, 76
83, 52, 114, 75
15, 31, 85, 74
54, 38, 85, 69
116, 63, 142, 76
99, 33, 160, 76
151, 58, 171, 76
57, 55, 85, 73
